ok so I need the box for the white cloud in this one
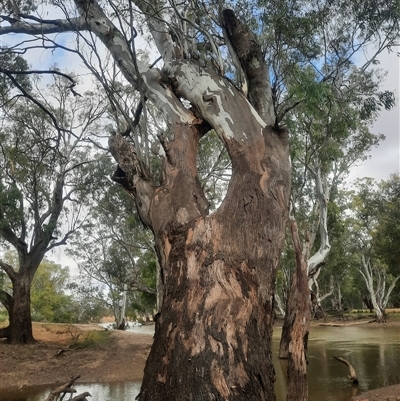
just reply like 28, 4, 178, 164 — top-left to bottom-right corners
348, 48, 400, 183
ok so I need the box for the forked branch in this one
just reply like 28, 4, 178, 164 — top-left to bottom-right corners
45, 374, 82, 401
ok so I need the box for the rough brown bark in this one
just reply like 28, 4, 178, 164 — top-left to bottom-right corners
280, 161, 330, 360
221, 9, 274, 124
4, 271, 35, 344
279, 218, 311, 401
129, 121, 291, 400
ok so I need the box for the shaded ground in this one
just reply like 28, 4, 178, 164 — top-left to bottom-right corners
0, 322, 152, 393
351, 384, 400, 401
0, 318, 399, 400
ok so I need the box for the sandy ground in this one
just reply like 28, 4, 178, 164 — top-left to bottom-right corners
0, 319, 399, 400
0, 322, 153, 394
350, 384, 400, 401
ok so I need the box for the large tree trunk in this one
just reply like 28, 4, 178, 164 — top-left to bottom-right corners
141, 135, 290, 399
112, 113, 291, 400
98, 7, 291, 397
6, 271, 35, 344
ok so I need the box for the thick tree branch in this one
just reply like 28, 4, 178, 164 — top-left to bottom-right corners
221, 23, 247, 95
0, 15, 87, 35
164, 60, 269, 148
45, 375, 81, 401
221, 9, 274, 126
0, 288, 13, 314
334, 356, 358, 384
109, 133, 155, 228
0, 223, 20, 250
0, 260, 17, 282
75, 0, 194, 125
133, 0, 181, 63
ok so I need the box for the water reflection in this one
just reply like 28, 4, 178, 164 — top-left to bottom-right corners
0, 382, 142, 401
273, 326, 400, 401
2, 326, 399, 401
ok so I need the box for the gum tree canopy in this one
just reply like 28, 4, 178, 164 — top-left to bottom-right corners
1, 0, 398, 399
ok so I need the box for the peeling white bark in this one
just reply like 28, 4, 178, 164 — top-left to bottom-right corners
164, 61, 266, 143
141, 71, 195, 125
360, 255, 400, 321
77, 0, 194, 125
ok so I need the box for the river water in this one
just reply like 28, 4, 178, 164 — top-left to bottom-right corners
2, 325, 399, 401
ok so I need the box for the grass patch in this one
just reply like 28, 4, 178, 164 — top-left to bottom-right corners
0, 310, 8, 324
386, 312, 400, 323
69, 329, 112, 349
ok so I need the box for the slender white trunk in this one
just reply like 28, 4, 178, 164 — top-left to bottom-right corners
275, 293, 286, 317
337, 283, 342, 311
120, 284, 128, 326
359, 255, 399, 322
307, 160, 331, 288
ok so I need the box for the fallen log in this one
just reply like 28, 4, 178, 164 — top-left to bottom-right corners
334, 355, 359, 384
70, 392, 92, 400
318, 319, 376, 327
45, 375, 80, 401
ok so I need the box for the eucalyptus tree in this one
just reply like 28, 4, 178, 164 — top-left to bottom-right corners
68, 161, 157, 330
30, 258, 75, 323
278, 64, 388, 377
0, 72, 108, 343
350, 176, 400, 322
1, 0, 399, 398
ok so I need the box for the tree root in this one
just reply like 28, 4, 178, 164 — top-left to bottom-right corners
334, 355, 359, 384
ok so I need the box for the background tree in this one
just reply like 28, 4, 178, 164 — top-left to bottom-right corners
68, 159, 157, 329
349, 176, 400, 322
30, 259, 76, 323
67, 280, 108, 323
278, 61, 387, 363
0, 71, 108, 343
1, 0, 399, 398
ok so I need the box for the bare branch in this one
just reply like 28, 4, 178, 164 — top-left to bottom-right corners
109, 133, 155, 228
0, 69, 71, 139
0, 68, 81, 97
0, 16, 87, 35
